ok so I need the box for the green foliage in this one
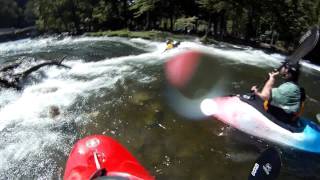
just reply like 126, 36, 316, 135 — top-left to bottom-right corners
0, 0, 319, 49
0, 0, 20, 28
130, 0, 160, 18
24, 0, 36, 25
197, 0, 228, 12
92, 1, 110, 25
175, 16, 198, 31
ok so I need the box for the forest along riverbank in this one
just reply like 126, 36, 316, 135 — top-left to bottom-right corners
85, 30, 289, 55
0, 36, 319, 179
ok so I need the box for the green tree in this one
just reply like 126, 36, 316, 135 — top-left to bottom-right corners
24, 0, 36, 26
265, 0, 317, 46
92, 0, 127, 30
8, 0, 319, 50
0, 0, 20, 28
196, 0, 233, 38
130, 0, 161, 30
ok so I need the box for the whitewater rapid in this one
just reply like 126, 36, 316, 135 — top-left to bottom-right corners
0, 35, 317, 178
0, 36, 168, 178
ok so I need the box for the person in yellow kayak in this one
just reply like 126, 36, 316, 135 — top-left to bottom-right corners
165, 39, 174, 50
164, 39, 180, 52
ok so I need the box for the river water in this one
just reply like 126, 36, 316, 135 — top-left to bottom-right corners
0, 36, 320, 179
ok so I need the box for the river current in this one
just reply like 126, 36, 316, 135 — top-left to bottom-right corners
0, 36, 319, 179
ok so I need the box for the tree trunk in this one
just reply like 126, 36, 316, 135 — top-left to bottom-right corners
195, 19, 199, 34
219, 10, 226, 39
19, 59, 70, 80
213, 14, 219, 36
0, 57, 70, 90
205, 16, 212, 37
145, 12, 150, 30
170, 15, 174, 32
231, 14, 238, 37
71, 0, 80, 34
245, 6, 254, 41
233, 8, 243, 38
163, 18, 168, 31
122, 0, 128, 28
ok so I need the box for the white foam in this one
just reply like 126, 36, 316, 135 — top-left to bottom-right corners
301, 60, 320, 72
161, 41, 285, 69
0, 36, 163, 58
0, 37, 167, 177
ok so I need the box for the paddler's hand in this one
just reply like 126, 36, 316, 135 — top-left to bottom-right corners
251, 85, 258, 93
268, 71, 280, 80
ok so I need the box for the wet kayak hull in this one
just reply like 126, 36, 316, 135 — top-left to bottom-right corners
201, 96, 320, 153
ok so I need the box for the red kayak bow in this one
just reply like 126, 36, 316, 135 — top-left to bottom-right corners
64, 135, 154, 180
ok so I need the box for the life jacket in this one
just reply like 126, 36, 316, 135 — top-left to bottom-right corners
166, 43, 174, 50
263, 87, 306, 122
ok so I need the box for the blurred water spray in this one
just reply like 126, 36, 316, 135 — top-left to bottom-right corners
164, 50, 228, 120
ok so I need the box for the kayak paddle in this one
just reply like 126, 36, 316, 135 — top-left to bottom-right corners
286, 26, 319, 65
260, 26, 319, 90
248, 147, 281, 180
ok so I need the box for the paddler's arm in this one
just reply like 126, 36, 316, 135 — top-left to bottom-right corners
251, 71, 279, 100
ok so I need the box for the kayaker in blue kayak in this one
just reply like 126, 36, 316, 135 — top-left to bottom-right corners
251, 62, 304, 125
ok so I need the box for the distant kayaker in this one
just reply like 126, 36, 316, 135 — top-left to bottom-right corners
163, 39, 180, 52
173, 40, 181, 48
164, 39, 174, 52
251, 62, 304, 125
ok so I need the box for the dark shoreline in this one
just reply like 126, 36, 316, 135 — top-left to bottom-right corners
0, 29, 290, 57
221, 36, 289, 55
0, 26, 38, 43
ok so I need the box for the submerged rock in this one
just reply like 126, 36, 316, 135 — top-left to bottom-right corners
49, 105, 60, 119
130, 91, 152, 106
87, 111, 100, 118
31, 87, 58, 94
142, 111, 156, 126
49, 119, 78, 135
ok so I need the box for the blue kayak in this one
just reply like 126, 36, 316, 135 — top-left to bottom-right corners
200, 95, 320, 153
